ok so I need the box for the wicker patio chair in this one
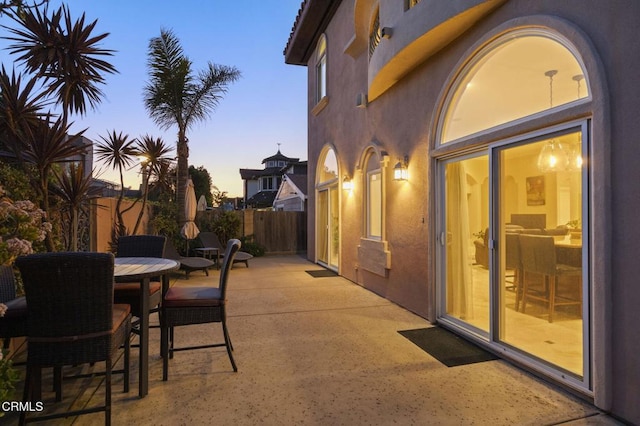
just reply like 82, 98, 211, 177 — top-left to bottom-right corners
113, 235, 167, 323
15, 252, 131, 425
164, 238, 214, 279
0, 265, 27, 351
161, 239, 241, 380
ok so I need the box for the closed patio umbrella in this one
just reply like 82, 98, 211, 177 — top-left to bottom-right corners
180, 179, 200, 247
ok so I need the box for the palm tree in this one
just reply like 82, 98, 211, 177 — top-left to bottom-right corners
20, 115, 89, 250
0, 4, 116, 250
94, 130, 137, 237
131, 134, 173, 234
3, 4, 117, 117
52, 162, 99, 251
143, 28, 240, 226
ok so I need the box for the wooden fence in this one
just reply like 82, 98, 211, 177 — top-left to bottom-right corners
244, 210, 307, 254
90, 202, 306, 255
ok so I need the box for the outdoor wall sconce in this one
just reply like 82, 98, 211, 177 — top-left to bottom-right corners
393, 155, 409, 181
381, 27, 393, 39
342, 175, 353, 191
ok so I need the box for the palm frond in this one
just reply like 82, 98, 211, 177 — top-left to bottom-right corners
52, 162, 100, 210
183, 62, 241, 129
94, 130, 139, 172
136, 134, 174, 177
0, 66, 49, 159
21, 115, 89, 169
144, 28, 193, 130
3, 4, 117, 116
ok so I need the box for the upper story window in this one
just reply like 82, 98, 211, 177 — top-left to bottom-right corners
315, 34, 327, 104
261, 176, 274, 191
439, 29, 590, 144
369, 9, 381, 58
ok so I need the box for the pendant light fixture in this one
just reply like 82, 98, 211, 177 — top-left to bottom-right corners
537, 70, 570, 172
566, 74, 585, 171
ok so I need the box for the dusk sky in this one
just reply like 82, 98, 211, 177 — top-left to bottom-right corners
0, 1, 308, 197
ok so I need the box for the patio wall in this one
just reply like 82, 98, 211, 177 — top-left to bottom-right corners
90, 197, 151, 253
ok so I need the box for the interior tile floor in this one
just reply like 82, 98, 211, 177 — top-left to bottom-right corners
3, 255, 621, 425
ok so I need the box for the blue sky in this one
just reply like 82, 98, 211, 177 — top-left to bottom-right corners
0, 1, 308, 197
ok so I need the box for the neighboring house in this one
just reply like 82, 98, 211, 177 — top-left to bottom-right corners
239, 149, 302, 209
273, 172, 308, 211
284, 1, 640, 424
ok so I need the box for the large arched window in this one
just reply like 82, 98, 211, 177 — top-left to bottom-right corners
440, 29, 590, 144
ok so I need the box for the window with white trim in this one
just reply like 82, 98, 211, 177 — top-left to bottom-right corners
365, 152, 382, 239
315, 34, 327, 104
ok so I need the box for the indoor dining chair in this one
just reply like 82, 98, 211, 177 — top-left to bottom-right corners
15, 252, 131, 425
161, 239, 241, 380
518, 234, 582, 322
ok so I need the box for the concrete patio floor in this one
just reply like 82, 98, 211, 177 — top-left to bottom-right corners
4, 254, 622, 425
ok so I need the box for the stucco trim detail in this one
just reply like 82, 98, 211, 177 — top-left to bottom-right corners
357, 238, 391, 277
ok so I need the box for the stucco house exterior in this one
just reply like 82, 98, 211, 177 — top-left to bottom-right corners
284, 0, 640, 423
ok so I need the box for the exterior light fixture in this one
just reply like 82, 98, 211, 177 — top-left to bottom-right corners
342, 175, 353, 191
393, 155, 409, 181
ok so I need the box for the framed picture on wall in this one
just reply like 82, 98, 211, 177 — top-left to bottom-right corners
526, 175, 545, 206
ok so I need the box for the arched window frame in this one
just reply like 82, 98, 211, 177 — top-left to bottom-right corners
357, 143, 388, 241
436, 28, 592, 148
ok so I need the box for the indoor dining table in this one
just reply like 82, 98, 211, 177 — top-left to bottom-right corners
554, 235, 583, 268
114, 257, 180, 397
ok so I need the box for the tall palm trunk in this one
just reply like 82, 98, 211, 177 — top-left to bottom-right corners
176, 131, 189, 226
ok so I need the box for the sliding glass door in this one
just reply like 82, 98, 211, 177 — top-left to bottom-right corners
437, 126, 589, 386
439, 154, 489, 334
496, 130, 587, 378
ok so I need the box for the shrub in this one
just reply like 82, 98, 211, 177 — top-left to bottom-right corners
240, 235, 265, 257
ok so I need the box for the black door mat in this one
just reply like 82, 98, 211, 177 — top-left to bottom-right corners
306, 269, 337, 278
398, 327, 498, 367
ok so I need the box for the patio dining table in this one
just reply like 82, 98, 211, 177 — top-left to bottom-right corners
114, 257, 179, 397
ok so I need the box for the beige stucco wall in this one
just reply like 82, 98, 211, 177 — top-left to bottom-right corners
91, 198, 150, 253
300, 0, 640, 423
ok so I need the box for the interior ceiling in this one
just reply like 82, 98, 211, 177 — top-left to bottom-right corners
443, 35, 588, 143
